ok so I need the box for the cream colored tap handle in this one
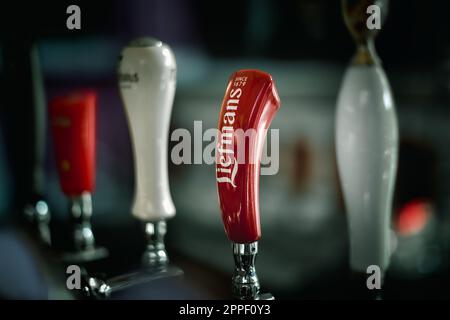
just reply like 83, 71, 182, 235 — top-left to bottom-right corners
118, 37, 176, 221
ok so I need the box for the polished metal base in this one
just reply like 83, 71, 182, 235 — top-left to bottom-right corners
63, 193, 108, 263
83, 265, 183, 299
142, 221, 169, 267
231, 242, 274, 300
80, 219, 183, 299
70, 193, 95, 251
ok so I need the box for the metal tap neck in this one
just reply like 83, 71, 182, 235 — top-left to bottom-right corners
232, 242, 260, 300
142, 220, 168, 268
70, 192, 95, 251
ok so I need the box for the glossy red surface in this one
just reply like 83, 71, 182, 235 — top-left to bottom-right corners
49, 91, 96, 196
216, 70, 281, 243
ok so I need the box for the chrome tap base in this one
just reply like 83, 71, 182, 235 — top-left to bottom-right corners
142, 221, 169, 267
63, 193, 108, 263
231, 242, 274, 300
81, 219, 183, 299
82, 265, 183, 299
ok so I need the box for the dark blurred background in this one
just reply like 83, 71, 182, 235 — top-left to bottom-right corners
0, 0, 450, 299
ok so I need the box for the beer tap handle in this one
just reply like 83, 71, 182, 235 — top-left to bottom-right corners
49, 90, 107, 262
118, 38, 177, 268
216, 69, 280, 299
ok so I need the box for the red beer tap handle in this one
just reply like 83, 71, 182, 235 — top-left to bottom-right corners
216, 70, 281, 244
49, 90, 96, 196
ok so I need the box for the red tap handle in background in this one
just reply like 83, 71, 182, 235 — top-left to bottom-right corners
216, 70, 281, 243
49, 91, 96, 196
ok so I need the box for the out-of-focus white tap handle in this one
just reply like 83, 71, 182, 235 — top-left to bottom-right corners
118, 37, 176, 221
336, 64, 398, 273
